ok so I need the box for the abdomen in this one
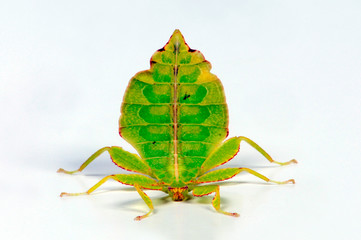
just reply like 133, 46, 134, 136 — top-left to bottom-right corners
119, 31, 228, 184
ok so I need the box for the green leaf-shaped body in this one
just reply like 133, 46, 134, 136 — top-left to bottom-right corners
119, 30, 228, 185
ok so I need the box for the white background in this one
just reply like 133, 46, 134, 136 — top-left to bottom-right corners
1, 0, 361, 239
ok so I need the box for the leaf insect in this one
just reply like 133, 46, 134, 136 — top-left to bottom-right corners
58, 30, 297, 220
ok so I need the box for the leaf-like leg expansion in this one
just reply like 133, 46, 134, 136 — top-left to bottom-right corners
200, 137, 242, 175
112, 174, 161, 190
195, 167, 295, 184
133, 184, 154, 221
238, 136, 297, 166
192, 185, 239, 217
57, 146, 152, 176
196, 168, 242, 183
60, 174, 117, 197
200, 136, 297, 175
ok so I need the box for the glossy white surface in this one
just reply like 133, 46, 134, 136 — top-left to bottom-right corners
1, 1, 361, 239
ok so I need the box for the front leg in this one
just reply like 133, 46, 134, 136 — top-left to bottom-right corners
133, 184, 154, 221
192, 185, 239, 217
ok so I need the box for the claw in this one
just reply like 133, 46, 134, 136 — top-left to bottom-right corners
287, 179, 296, 184
60, 192, 68, 197
230, 212, 240, 217
134, 215, 144, 221
134, 212, 152, 221
289, 159, 298, 164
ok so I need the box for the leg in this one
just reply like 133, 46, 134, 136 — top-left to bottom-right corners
57, 147, 110, 174
238, 136, 297, 165
238, 167, 295, 184
60, 174, 159, 220
60, 174, 116, 197
57, 146, 151, 175
133, 184, 154, 221
200, 136, 297, 175
196, 167, 295, 184
192, 185, 239, 217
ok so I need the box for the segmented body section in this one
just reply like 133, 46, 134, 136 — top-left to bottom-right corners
119, 30, 228, 184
